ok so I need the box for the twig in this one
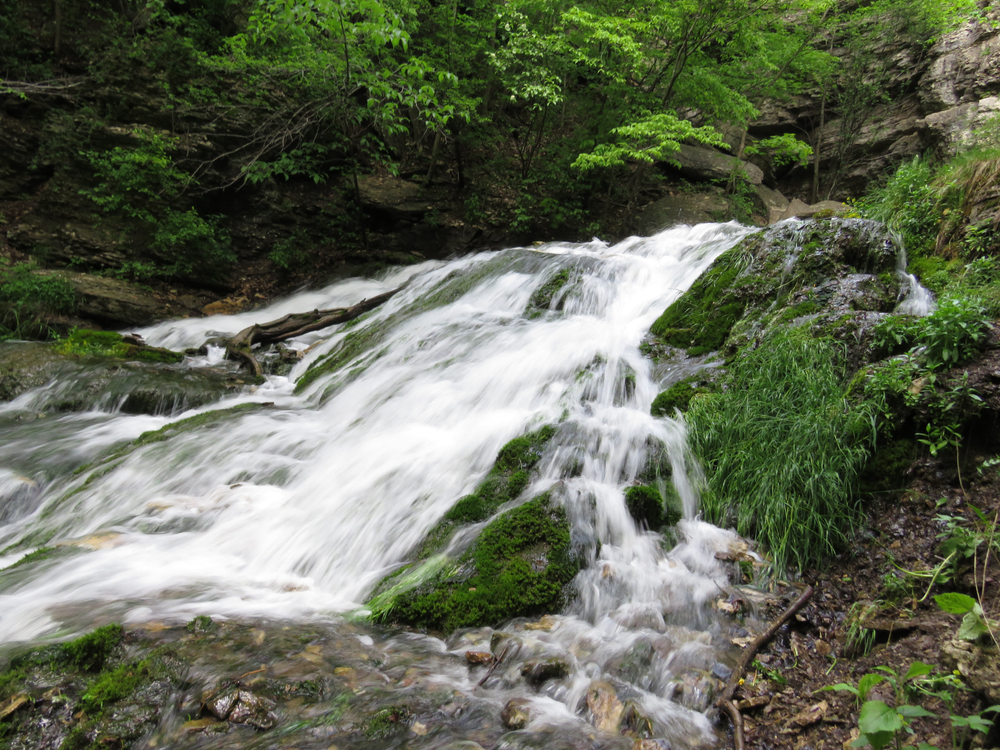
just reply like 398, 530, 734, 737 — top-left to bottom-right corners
715, 585, 815, 748
477, 643, 511, 687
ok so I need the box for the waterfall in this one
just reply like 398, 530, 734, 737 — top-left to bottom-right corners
1, 222, 762, 747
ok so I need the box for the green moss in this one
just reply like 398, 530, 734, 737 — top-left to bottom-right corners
624, 485, 664, 528
364, 705, 412, 739
651, 377, 715, 416
442, 426, 555, 525
527, 269, 573, 314
62, 624, 124, 672
0, 546, 60, 571
54, 329, 183, 364
186, 615, 215, 633
388, 494, 579, 633
650, 250, 747, 354
80, 661, 150, 713
779, 299, 821, 322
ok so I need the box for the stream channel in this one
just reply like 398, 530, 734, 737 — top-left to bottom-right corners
1, 223, 788, 749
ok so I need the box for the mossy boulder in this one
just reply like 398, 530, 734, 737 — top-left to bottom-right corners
624, 485, 683, 530
648, 219, 903, 360
651, 376, 717, 416
0, 336, 241, 414
382, 494, 580, 633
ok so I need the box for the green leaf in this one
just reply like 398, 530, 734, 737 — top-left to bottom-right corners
858, 674, 885, 701
859, 701, 904, 735
903, 662, 933, 682
957, 611, 989, 641
897, 705, 936, 718
863, 730, 897, 750
934, 592, 977, 615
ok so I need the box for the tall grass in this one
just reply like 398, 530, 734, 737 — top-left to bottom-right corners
686, 329, 878, 573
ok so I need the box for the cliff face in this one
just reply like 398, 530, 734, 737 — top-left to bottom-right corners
753, 13, 1000, 201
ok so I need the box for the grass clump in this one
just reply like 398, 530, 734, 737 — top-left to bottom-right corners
387, 494, 579, 632
687, 328, 877, 573
0, 262, 77, 340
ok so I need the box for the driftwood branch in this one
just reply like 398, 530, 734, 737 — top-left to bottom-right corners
225, 287, 402, 377
716, 585, 815, 750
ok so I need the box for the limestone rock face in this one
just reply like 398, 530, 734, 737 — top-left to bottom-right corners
942, 638, 1000, 704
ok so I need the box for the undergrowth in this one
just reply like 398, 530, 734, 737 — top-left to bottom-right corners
0, 262, 77, 340
687, 328, 878, 572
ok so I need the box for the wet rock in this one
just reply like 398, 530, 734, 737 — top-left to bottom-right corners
466, 650, 493, 665
519, 657, 569, 686
587, 680, 625, 732
204, 684, 278, 730
615, 640, 655, 686
621, 702, 655, 739
501, 698, 532, 730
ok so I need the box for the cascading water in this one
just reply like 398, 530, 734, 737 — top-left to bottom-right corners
0, 223, 763, 748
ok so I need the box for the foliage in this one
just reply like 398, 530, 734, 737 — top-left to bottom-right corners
826, 659, 1000, 750
745, 134, 813, 168
80, 129, 233, 279
857, 157, 939, 257
0, 262, 77, 340
687, 328, 877, 572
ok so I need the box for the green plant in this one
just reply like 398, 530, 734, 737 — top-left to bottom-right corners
918, 296, 990, 369
934, 592, 997, 643
0, 263, 77, 340
269, 229, 311, 272
826, 663, 936, 750
858, 156, 939, 257
80, 130, 233, 279
688, 329, 877, 572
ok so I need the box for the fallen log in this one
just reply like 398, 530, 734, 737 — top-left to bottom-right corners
225, 287, 402, 378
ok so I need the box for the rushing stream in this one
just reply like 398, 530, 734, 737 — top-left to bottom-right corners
1, 222, 801, 748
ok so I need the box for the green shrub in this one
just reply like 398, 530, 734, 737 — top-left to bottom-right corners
81, 131, 233, 279
918, 295, 990, 368
858, 156, 938, 257
687, 329, 877, 572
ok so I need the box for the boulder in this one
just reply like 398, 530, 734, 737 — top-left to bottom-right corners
671, 144, 764, 185
500, 698, 532, 730
778, 199, 846, 221
635, 193, 732, 235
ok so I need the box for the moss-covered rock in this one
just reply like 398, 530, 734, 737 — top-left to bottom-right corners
651, 376, 717, 416
526, 269, 575, 317
624, 485, 683, 530
0, 624, 186, 750
380, 494, 579, 633
648, 219, 903, 360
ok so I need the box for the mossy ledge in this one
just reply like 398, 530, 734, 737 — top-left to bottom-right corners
54, 329, 184, 364
648, 219, 901, 359
376, 494, 580, 633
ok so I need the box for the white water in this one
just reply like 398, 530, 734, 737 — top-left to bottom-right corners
1, 223, 763, 745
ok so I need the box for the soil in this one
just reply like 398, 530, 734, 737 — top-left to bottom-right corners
734, 346, 1000, 750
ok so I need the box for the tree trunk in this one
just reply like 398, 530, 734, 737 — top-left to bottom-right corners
225, 287, 402, 378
